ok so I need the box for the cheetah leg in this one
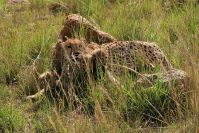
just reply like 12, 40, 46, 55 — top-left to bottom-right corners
58, 14, 116, 44
26, 89, 45, 100
26, 71, 48, 100
26, 70, 59, 100
106, 70, 122, 87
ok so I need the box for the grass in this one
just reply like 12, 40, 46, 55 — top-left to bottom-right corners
0, 0, 198, 132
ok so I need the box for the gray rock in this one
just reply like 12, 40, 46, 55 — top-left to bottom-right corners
8, 0, 29, 4
136, 69, 188, 88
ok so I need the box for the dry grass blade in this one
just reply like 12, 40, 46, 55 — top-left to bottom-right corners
110, 63, 153, 86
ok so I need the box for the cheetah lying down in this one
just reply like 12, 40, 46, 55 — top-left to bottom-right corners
27, 14, 187, 100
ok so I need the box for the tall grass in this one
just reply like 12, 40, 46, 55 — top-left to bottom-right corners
0, 0, 198, 132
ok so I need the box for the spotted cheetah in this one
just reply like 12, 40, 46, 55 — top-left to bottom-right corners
55, 39, 173, 78
49, 38, 173, 104
26, 14, 186, 103
58, 14, 116, 44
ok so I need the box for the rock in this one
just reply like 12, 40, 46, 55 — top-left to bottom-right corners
49, 2, 78, 15
136, 69, 188, 88
8, 0, 29, 4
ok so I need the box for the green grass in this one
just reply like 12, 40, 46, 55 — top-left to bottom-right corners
0, 0, 198, 132
0, 106, 25, 132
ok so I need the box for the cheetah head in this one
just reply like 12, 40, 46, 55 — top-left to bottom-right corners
53, 38, 108, 90
61, 38, 86, 63
61, 38, 107, 69
52, 38, 87, 75
60, 38, 107, 81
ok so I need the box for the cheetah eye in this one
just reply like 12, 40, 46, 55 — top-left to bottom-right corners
67, 45, 72, 49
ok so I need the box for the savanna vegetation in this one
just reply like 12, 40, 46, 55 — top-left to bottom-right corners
0, 0, 198, 132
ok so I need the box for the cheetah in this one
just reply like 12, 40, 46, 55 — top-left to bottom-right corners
58, 14, 116, 44
54, 14, 172, 80
56, 39, 173, 79
26, 14, 174, 101
48, 38, 173, 104
26, 37, 179, 99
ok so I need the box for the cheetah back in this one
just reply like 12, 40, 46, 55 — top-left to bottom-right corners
102, 41, 172, 75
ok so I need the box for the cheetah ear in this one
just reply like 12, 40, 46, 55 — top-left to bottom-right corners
64, 36, 69, 40
57, 39, 63, 44
89, 49, 107, 80
52, 70, 60, 79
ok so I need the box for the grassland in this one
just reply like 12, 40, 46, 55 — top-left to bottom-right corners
0, 0, 198, 132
